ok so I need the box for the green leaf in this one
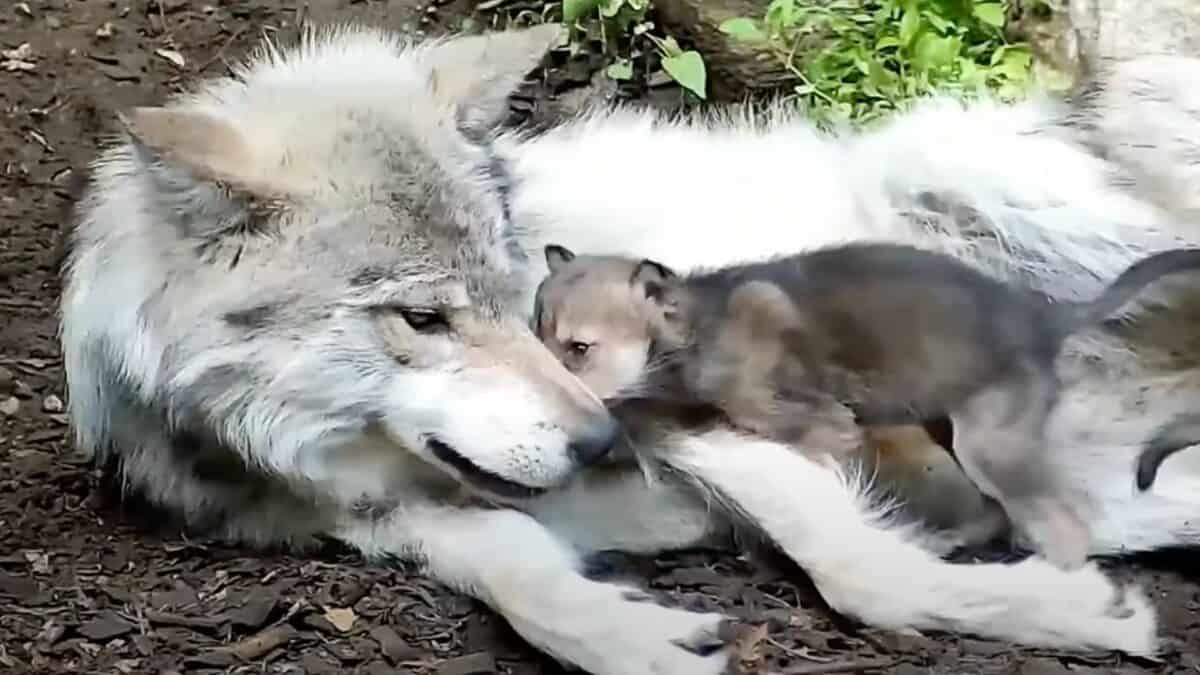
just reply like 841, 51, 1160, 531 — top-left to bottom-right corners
600, 0, 624, 18
973, 3, 1007, 28
913, 34, 961, 71
990, 44, 1007, 66
562, 0, 601, 23
875, 35, 902, 50
661, 50, 707, 99
766, 0, 798, 30
867, 59, 897, 88
605, 60, 633, 80
993, 47, 1032, 80
925, 12, 953, 33
899, 9, 921, 48
658, 35, 683, 57
719, 17, 767, 42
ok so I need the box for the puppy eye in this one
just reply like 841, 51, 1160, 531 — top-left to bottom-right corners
396, 307, 450, 333
568, 341, 591, 356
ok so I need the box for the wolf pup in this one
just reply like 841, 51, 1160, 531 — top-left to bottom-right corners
1135, 413, 1200, 491
532, 242, 1200, 571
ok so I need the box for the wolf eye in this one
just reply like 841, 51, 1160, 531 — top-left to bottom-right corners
568, 341, 592, 356
397, 307, 450, 333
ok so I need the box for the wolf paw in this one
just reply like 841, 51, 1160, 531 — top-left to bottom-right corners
1013, 560, 1160, 655
503, 577, 732, 675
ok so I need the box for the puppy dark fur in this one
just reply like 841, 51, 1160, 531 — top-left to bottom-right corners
534, 241, 1200, 570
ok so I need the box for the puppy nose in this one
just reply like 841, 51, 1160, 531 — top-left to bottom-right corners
569, 414, 621, 466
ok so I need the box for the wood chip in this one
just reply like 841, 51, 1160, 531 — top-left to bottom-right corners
369, 625, 418, 664
0, 573, 39, 600
224, 592, 278, 630
143, 610, 223, 633
436, 652, 496, 675
78, 611, 136, 641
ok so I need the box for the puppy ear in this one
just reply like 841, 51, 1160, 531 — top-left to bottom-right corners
632, 259, 677, 303
544, 244, 576, 272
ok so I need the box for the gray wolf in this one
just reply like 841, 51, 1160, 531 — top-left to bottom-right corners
1137, 413, 1200, 491
532, 242, 1200, 571
60, 21, 1200, 673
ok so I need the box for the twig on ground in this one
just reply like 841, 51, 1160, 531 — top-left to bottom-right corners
776, 657, 900, 674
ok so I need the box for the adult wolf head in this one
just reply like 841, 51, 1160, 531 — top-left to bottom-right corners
60, 24, 619, 531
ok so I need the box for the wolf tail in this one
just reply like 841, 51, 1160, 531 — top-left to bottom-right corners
1135, 413, 1200, 491
1055, 248, 1200, 335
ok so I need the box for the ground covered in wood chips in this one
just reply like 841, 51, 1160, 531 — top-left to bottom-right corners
1, 1, 1197, 674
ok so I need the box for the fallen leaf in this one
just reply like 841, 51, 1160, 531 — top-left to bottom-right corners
23, 550, 50, 575
96, 22, 116, 39
323, 606, 356, 633
2, 44, 34, 61
42, 394, 63, 413
731, 622, 768, 663
2, 60, 35, 72
0, 397, 18, 417
154, 48, 186, 69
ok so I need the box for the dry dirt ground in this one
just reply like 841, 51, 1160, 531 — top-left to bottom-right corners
0, 1, 1197, 674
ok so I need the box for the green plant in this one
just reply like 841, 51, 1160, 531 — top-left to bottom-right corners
561, 0, 708, 99
720, 0, 1036, 128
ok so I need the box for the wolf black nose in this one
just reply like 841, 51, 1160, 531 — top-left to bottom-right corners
569, 414, 621, 466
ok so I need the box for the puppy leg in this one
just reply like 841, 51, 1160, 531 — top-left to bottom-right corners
864, 424, 1012, 549
337, 505, 732, 675
951, 376, 1093, 571
663, 428, 1158, 655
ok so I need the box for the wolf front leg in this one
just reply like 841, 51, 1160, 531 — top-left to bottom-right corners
336, 505, 731, 675
663, 428, 1161, 656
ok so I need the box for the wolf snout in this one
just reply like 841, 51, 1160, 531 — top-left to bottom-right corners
568, 413, 621, 466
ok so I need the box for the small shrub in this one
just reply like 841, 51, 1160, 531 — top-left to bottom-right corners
719, 0, 1039, 128
562, 0, 708, 99
482, 0, 1060, 127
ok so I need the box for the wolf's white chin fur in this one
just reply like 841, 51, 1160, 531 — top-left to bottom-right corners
61, 20, 1199, 672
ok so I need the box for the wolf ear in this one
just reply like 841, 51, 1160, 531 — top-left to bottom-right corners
544, 244, 576, 272
120, 107, 256, 186
632, 259, 677, 304
422, 24, 564, 137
